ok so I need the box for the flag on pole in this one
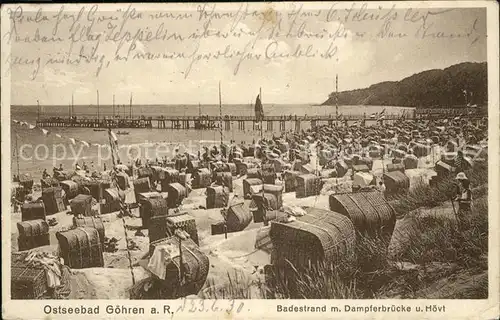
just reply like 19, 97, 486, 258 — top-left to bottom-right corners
109, 129, 118, 144
108, 128, 120, 166
369, 113, 376, 119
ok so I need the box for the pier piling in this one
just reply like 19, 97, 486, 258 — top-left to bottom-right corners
295, 120, 301, 132
280, 120, 286, 131
34, 111, 484, 131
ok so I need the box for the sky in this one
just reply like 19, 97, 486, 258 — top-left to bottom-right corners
5, 3, 487, 105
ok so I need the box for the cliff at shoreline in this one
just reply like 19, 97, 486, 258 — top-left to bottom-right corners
322, 62, 487, 108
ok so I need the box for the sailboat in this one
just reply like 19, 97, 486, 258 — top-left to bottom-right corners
93, 90, 106, 130
255, 94, 264, 120
254, 89, 264, 133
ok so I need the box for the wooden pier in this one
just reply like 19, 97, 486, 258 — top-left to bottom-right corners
35, 109, 485, 131
35, 114, 401, 130
414, 106, 487, 119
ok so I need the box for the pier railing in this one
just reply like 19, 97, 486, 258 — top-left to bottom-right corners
35, 111, 485, 129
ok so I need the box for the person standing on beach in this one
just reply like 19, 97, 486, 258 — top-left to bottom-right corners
454, 150, 467, 173
12, 194, 21, 212
454, 172, 472, 228
60, 187, 66, 205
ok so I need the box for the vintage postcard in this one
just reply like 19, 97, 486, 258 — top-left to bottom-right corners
1, 1, 499, 319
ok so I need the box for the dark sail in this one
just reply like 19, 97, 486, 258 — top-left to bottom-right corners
255, 94, 264, 120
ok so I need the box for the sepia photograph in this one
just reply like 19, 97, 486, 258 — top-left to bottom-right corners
1, 2, 499, 318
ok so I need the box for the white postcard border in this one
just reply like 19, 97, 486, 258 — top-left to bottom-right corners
1, 2, 499, 319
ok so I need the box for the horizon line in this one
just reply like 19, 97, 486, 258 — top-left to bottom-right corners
11, 103, 323, 107
10, 61, 487, 107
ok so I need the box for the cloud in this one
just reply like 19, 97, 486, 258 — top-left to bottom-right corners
74, 86, 91, 94
43, 68, 80, 88
8, 5, 486, 105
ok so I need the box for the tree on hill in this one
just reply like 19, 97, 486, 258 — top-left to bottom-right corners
322, 62, 487, 108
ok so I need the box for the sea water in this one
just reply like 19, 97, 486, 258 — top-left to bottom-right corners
10, 104, 413, 180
